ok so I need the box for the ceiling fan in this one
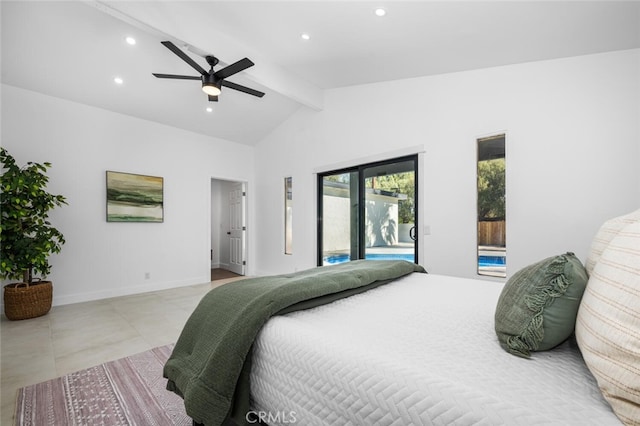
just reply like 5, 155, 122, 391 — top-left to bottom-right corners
152, 41, 265, 102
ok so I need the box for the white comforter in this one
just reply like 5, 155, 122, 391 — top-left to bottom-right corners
250, 272, 619, 425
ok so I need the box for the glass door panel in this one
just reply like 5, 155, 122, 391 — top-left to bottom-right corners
363, 159, 416, 262
318, 155, 418, 266
320, 171, 358, 265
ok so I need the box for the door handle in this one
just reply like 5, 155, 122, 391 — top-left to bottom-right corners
226, 231, 231, 235
409, 226, 417, 241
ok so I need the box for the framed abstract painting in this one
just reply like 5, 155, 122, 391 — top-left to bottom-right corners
106, 171, 164, 222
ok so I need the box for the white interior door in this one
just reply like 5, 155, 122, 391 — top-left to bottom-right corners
228, 182, 246, 275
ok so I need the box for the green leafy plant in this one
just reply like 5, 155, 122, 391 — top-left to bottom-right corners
477, 158, 506, 220
0, 148, 67, 284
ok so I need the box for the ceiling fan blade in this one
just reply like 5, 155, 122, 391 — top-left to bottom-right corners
152, 73, 201, 80
161, 41, 208, 75
221, 80, 265, 98
213, 58, 254, 80
208, 95, 218, 102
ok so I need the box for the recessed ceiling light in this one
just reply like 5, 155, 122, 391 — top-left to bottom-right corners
375, 8, 386, 17
114, 77, 124, 85
125, 36, 136, 45
301, 33, 310, 41
206, 107, 213, 113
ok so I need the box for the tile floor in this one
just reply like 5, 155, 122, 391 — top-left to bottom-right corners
0, 277, 244, 425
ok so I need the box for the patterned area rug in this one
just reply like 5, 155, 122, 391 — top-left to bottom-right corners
15, 344, 191, 425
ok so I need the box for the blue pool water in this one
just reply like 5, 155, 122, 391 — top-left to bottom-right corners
324, 253, 504, 267
478, 255, 506, 268
324, 253, 415, 264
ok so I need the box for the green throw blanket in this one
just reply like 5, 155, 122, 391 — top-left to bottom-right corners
164, 259, 425, 425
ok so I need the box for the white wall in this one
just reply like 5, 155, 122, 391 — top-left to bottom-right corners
254, 49, 640, 279
210, 179, 221, 268
1, 84, 256, 306
2, 50, 638, 304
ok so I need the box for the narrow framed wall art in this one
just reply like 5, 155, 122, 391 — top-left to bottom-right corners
106, 171, 164, 222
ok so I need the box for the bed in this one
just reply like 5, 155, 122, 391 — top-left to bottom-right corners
165, 210, 640, 426
249, 271, 617, 425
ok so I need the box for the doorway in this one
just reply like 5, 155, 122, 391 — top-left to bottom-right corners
317, 155, 418, 266
211, 178, 247, 280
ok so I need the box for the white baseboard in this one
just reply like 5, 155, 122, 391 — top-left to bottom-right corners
50, 276, 209, 307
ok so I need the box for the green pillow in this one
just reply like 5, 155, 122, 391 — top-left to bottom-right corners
494, 252, 588, 358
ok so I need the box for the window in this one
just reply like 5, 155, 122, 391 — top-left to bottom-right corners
318, 155, 418, 265
477, 134, 506, 277
284, 177, 293, 254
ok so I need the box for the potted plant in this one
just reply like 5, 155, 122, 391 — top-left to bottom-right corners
0, 147, 67, 320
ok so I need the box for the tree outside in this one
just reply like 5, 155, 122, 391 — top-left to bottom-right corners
366, 173, 415, 224
477, 158, 505, 220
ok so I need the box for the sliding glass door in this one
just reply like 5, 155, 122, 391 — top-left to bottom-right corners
318, 155, 418, 266
363, 158, 416, 262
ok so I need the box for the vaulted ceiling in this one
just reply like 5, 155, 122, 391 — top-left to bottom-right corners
2, 1, 639, 145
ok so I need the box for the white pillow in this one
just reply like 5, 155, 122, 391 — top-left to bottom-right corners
576, 220, 640, 424
585, 209, 640, 276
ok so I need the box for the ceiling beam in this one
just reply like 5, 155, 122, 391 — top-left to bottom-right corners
87, 0, 324, 111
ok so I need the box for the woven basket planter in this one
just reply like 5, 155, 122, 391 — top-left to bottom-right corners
3, 280, 53, 320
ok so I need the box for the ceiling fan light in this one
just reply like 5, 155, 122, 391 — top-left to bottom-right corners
202, 83, 221, 96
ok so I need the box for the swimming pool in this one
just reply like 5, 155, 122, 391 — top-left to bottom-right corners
323, 253, 415, 264
324, 253, 504, 268
478, 255, 506, 268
